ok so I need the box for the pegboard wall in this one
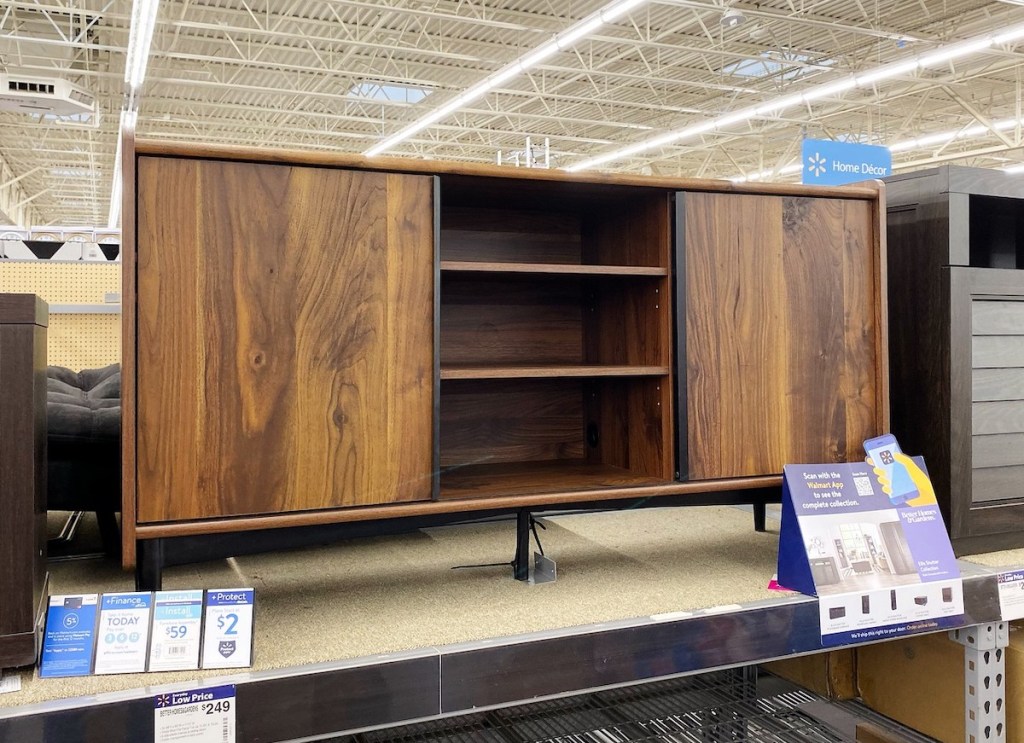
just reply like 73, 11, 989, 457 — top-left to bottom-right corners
0, 261, 121, 371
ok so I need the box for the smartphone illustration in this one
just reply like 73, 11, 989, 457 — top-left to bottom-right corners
864, 434, 918, 506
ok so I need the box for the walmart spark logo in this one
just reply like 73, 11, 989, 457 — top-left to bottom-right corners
155, 694, 171, 708
807, 152, 827, 177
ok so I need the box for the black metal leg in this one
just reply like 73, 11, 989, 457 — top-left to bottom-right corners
753, 500, 767, 533
513, 510, 530, 581
135, 538, 164, 591
96, 511, 121, 558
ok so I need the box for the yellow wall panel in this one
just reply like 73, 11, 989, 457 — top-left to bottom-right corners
0, 261, 121, 370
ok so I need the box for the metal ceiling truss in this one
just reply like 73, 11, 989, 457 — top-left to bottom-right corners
2, 0, 1024, 226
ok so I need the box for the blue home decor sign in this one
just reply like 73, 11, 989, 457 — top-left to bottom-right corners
801, 138, 891, 185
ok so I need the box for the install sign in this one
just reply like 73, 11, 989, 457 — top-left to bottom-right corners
801, 138, 891, 186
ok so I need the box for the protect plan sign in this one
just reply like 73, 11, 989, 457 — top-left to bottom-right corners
801, 138, 892, 185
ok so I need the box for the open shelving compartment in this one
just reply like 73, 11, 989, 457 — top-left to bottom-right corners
437, 175, 676, 500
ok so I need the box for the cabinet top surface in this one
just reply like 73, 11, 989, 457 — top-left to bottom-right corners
0, 294, 48, 326
886, 164, 1024, 199
134, 139, 881, 201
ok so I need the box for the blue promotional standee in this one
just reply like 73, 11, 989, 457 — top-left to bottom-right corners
777, 435, 964, 646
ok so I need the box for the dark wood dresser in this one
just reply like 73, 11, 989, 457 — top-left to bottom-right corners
0, 293, 48, 668
886, 166, 1024, 553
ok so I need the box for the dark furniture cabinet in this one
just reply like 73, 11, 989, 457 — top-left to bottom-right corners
0, 294, 48, 668
122, 138, 888, 585
886, 165, 1024, 553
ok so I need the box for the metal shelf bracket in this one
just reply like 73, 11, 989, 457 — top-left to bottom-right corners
950, 622, 1009, 743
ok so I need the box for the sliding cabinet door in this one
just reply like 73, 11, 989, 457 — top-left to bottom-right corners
680, 191, 882, 480
136, 157, 435, 521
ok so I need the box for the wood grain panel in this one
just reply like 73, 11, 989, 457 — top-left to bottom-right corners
583, 193, 671, 268
972, 465, 1024, 503
684, 193, 879, 479
973, 336, 1024, 368
784, 197, 878, 465
440, 207, 582, 264
440, 365, 669, 379
587, 377, 671, 479
973, 368, 1024, 402
685, 193, 786, 479
972, 300, 1024, 334
439, 261, 667, 276
136, 158, 435, 521
135, 473, 785, 538
440, 278, 583, 365
0, 317, 47, 667
440, 379, 584, 467
121, 127, 137, 566
972, 433, 1024, 468
440, 460, 667, 500
586, 280, 667, 367
972, 400, 1024, 435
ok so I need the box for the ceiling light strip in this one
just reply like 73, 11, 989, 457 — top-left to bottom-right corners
567, 21, 1024, 173
363, 0, 650, 157
109, 0, 159, 228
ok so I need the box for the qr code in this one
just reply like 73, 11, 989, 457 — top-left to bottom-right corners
853, 476, 874, 496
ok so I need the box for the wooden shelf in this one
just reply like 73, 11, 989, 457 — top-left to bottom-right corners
440, 260, 668, 277
440, 364, 670, 380
439, 460, 672, 500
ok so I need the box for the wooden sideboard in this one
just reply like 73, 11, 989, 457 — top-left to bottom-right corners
0, 294, 48, 668
886, 165, 1024, 553
122, 137, 888, 586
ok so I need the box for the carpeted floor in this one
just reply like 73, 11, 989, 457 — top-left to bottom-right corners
3, 505, 786, 708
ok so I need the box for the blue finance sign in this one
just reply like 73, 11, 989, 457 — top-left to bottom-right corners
801, 138, 891, 186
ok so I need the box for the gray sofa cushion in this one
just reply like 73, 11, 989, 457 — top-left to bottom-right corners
46, 364, 121, 444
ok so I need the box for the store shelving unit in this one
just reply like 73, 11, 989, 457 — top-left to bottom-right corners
0, 559, 1013, 742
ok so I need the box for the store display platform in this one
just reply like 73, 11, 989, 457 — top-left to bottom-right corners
1, 506, 1020, 742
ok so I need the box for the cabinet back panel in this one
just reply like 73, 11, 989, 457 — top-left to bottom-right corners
583, 194, 671, 268
684, 193, 879, 479
440, 278, 583, 365
440, 380, 584, 467
585, 377, 671, 479
584, 280, 667, 367
136, 157, 435, 521
441, 208, 582, 264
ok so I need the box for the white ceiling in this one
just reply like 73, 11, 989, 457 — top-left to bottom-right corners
3, 0, 1024, 227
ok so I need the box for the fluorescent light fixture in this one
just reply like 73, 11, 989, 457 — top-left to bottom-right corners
918, 37, 994, 68
364, 0, 651, 157
568, 20, 1024, 173
1004, 163, 1024, 174
125, 0, 160, 89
